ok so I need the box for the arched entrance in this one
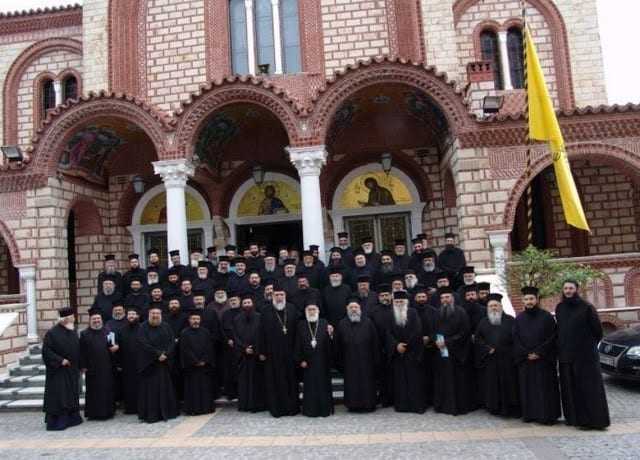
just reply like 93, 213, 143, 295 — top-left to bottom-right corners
129, 184, 214, 267
226, 172, 302, 251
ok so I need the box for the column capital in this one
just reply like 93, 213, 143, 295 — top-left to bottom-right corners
287, 145, 327, 177
17, 264, 36, 280
487, 230, 510, 248
153, 159, 195, 188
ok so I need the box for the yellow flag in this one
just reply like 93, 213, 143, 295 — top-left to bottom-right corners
525, 27, 590, 232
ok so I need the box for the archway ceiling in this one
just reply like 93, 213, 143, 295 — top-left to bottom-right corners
326, 83, 449, 156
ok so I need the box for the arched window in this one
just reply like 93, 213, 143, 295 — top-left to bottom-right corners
41, 78, 56, 119
62, 75, 78, 101
507, 27, 525, 89
230, 0, 301, 75
480, 30, 503, 90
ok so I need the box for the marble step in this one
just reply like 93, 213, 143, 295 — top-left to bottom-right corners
8, 364, 46, 377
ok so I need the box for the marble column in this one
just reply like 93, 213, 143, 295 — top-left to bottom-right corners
498, 31, 514, 90
18, 265, 38, 343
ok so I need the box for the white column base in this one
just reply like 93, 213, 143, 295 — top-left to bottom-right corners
18, 265, 38, 343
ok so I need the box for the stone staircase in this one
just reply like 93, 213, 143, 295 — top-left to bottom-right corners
0, 344, 345, 412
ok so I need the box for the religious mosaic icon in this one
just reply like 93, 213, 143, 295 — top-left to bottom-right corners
237, 181, 301, 217
58, 126, 125, 181
339, 171, 412, 209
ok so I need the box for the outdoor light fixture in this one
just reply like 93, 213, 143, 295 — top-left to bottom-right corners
132, 175, 145, 194
380, 152, 393, 174
1, 145, 23, 163
252, 164, 266, 185
482, 95, 504, 115
258, 64, 270, 75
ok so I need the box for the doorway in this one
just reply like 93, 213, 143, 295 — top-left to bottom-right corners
344, 213, 410, 250
143, 229, 204, 267
236, 221, 303, 252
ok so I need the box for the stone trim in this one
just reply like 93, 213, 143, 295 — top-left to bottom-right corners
385, 0, 425, 63
3, 37, 82, 145
0, 220, 21, 265
0, 5, 81, 36
625, 267, 640, 306
453, 0, 575, 110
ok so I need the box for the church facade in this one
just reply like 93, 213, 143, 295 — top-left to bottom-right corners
0, 0, 639, 366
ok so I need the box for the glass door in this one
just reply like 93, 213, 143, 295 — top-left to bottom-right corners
345, 216, 376, 248
143, 229, 204, 267
344, 213, 410, 250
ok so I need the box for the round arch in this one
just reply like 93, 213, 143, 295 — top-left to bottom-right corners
308, 57, 473, 145
502, 143, 640, 232
28, 92, 172, 179
128, 183, 214, 265
3, 37, 83, 145
329, 164, 427, 244
173, 77, 302, 157
66, 198, 104, 236
0, 220, 22, 266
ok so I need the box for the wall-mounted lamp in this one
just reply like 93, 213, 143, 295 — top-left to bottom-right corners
132, 175, 145, 194
252, 165, 266, 186
380, 152, 393, 174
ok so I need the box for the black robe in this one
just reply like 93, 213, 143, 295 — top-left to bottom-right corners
322, 284, 352, 327
461, 301, 487, 333
136, 321, 178, 423
290, 287, 322, 316
79, 328, 115, 420
42, 324, 82, 430
294, 319, 334, 417
433, 305, 475, 415
474, 315, 520, 417
233, 310, 265, 412
259, 304, 300, 417
91, 292, 123, 323
386, 309, 427, 413
512, 306, 561, 424
221, 307, 242, 399
97, 271, 124, 296
335, 317, 380, 412
555, 296, 610, 429
180, 326, 216, 415
437, 246, 466, 276
123, 291, 150, 316
369, 302, 394, 407
122, 267, 148, 296
413, 301, 440, 406
116, 321, 140, 414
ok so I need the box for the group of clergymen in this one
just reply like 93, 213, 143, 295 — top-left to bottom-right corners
42, 231, 610, 432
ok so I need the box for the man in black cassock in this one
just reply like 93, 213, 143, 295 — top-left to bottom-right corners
79, 308, 117, 420
180, 310, 216, 415
413, 287, 439, 406
137, 305, 178, 423
96, 254, 123, 296
42, 307, 83, 431
221, 293, 242, 399
122, 253, 147, 296
433, 287, 475, 415
474, 294, 520, 417
386, 290, 427, 413
258, 284, 300, 417
322, 267, 352, 327
555, 280, 610, 429
335, 298, 380, 412
437, 233, 466, 279
92, 275, 123, 323
124, 275, 150, 315
233, 295, 265, 412
460, 284, 487, 333
369, 284, 393, 407
116, 306, 141, 414
295, 303, 334, 417
513, 286, 560, 425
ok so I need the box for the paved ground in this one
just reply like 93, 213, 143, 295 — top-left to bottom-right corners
1, 376, 639, 459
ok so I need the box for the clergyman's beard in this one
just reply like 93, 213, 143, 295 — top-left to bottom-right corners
306, 312, 319, 323
488, 311, 502, 326
90, 323, 102, 330
381, 263, 393, 273
273, 300, 286, 311
103, 286, 115, 296
405, 278, 417, 289
62, 320, 74, 331
215, 294, 227, 304
105, 267, 115, 274
393, 305, 408, 327
441, 302, 455, 319
330, 279, 342, 288
423, 263, 435, 272
347, 310, 361, 322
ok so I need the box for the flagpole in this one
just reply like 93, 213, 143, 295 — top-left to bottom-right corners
521, 1, 534, 247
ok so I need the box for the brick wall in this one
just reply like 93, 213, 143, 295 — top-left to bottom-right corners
0, 305, 27, 371
455, 0, 559, 107
82, 0, 110, 93
546, 161, 638, 256
0, 238, 10, 295
321, 0, 390, 76
16, 48, 83, 149
146, 0, 208, 111
420, 0, 459, 81
555, 0, 607, 106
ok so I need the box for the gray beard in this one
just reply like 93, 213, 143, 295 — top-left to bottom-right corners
273, 301, 286, 311
488, 311, 502, 326
330, 279, 342, 287
348, 311, 361, 322
381, 264, 393, 273
393, 307, 408, 327
423, 264, 435, 272
103, 287, 115, 296
405, 278, 417, 289
105, 267, 115, 274
441, 303, 455, 319
90, 324, 102, 330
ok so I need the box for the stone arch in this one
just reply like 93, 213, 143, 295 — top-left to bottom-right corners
308, 57, 473, 146
32, 71, 58, 135
57, 68, 83, 102
66, 198, 104, 236
443, 168, 457, 208
502, 143, 640, 232
173, 77, 303, 158
453, 0, 575, 110
0, 220, 21, 266
3, 37, 83, 145
624, 267, 640, 306
472, 20, 502, 61
28, 92, 172, 180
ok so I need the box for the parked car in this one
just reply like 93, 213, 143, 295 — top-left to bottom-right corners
599, 326, 640, 381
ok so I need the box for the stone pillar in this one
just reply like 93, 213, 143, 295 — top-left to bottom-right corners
53, 80, 63, 106
487, 230, 514, 315
18, 265, 38, 343
153, 159, 195, 266
287, 145, 327, 261
245, 0, 257, 75
271, 0, 283, 74
498, 31, 513, 90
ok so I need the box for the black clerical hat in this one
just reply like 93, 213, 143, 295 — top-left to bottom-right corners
309, 245, 319, 251
262, 278, 276, 287
264, 252, 276, 259
356, 275, 371, 283
125, 305, 141, 314
128, 253, 139, 260
477, 282, 491, 291
435, 271, 449, 281
112, 299, 124, 308
329, 247, 342, 253
328, 266, 344, 275
207, 246, 216, 253
217, 255, 230, 262
353, 248, 365, 256
416, 233, 427, 239
147, 248, 159, 255
380, 250, 393, 257
411, 238, 421, 244
213, 284, 227, 292
361, 235, 374, 243
444, 232, 456, 239
88, 307, 102, 317
346, 295, 361, 305
296, 272, 309, 279
105, 254, 116, 261
148, 304, 163, 312
301, 250, 313, 257
337, 232, 348, 238
283, 258, 297, 266
521, 286, 539, 296
394, 239, 406, 246
438, 287, 454, 295
462, 284, 479, 293
191, 248, 203, 254
224, 245, 237, 251
169, 250, 180, 257
241, 293, 255, 302
192, 289, 206, 298
272, 281, 286, 292
421, 250, 437, 259
197, 261, 208, 268
487, 293, 503, 303
187, 309, 203, 318
146, 267, 159, 274
393, 290, 409, 300
101, 273, 117, 283
232, 257, 246, 264
403, 269, 416, 275
148, 283, 163, 292
377, 283, 391, 293
461, 266, 475, 274
129, 274, 144, 283
58, 307, 74, 318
